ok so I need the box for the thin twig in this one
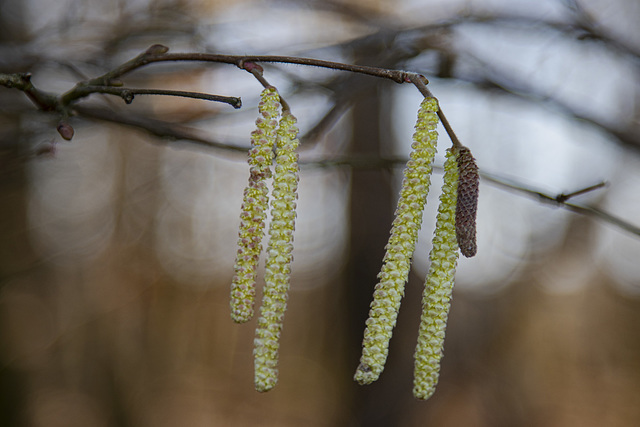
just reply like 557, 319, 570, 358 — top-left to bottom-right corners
407, 73, 462, 148
62, 85, 241, 108
555, 182, 607, 203
480, 172, 640, 236
240, 62, 291, 112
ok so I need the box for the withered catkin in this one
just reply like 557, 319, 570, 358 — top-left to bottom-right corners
455, 146, 479, 257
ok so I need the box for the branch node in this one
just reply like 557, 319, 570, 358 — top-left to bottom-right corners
408, 73, 433, 97
121, 90, 135, 104
555, 181, 607, 203
239, 61, 264, 75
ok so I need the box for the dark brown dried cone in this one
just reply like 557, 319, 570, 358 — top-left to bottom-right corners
455, 146, 479, 257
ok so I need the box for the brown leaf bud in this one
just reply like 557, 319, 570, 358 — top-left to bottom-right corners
242, 61, 264, 75
56, 122, 74, 141
145, 44, 169, 55
455, 146, 479, 257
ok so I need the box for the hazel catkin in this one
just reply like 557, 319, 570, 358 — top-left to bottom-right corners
454, 146, 479, 258
354, 97, 439, 385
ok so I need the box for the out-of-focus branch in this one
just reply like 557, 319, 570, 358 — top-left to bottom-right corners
554, 182, 607, 203
448, 52, 640, 153
480, 172, 640, 236
405, 12, 640, 61
0, 72, 58, 111
73, 104, 247, 155
303, 156, 640, 237
483, 172, 634, 238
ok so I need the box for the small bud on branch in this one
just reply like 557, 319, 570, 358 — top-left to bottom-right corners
145, 44, 169, 55
56, 122, 74, 141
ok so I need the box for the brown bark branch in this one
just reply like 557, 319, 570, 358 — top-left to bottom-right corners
2, 45, 637, 238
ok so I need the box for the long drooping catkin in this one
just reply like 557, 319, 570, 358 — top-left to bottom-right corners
230, 88, 281, 323
413, 148, 459, 400
354, 97, 439, 385
254, 112, 300, 392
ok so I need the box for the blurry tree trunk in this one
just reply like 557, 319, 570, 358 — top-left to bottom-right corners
346, 75, 400, 425
0, 2, 32, 425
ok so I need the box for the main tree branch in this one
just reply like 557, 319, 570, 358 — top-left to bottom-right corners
80, 45, 472, 147
3, 45, 469, 147
87, 44, 413, 85
2, 45, 638, 237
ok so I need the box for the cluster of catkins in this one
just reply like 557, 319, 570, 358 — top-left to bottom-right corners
354, 97, 478, 400
230, 87, 301, 392
231, 91, 478, 400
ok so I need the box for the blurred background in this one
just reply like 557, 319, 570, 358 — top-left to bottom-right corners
1, 0, 640, 425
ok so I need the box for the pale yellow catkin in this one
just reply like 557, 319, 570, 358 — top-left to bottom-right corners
413, 148, 460, 400
354, 98, 440, 385
254, 112, 300, 392
230, 88, 280, 323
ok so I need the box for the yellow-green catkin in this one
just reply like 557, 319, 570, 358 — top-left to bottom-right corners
413, 148, 460, 400
254, 112, 300, 392
230, 88, 281, 323
354, 98, 440, 385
